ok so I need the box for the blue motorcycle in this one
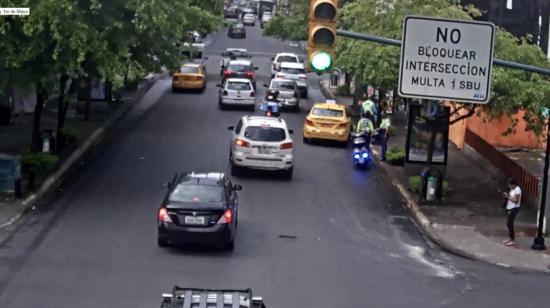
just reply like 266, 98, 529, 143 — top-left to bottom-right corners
351, 132, 371, 168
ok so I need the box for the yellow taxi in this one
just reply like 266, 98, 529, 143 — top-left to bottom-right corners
172, 63, 207, 92
303, 101, 351, 144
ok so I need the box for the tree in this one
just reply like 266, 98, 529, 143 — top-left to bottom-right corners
263, 0, 309, 41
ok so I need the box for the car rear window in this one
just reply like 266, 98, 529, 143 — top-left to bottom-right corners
280, 67, 305, 74
244, 126, 286, 142
227, 81, 251, 91
228, 50, 248, 58
276, 56, 297, 63
169, 183, 223, 203
312, 108, 344, 117
180, 66, 199, 73
228, 64, 250, 72
272, 81, 295, 90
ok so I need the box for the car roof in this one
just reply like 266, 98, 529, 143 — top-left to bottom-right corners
178, 172, 225, 185
275, 52, 298, 58
228, 59, 252, 65
243, 116, 287, 128
182, 63, 201, 67
227, 48, 248, 52
280, 62, 304, 69
312, 102, 346, 110
225, 78, 252, 83
271, 78, 295, 84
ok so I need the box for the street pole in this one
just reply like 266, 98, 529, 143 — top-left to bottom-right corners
532, 120, 549, 250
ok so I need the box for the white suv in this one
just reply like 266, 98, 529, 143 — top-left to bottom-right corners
228, 116, 294, 178
271, 52, 300, 77
275, 62, 308, 98
218, 78, 256, 110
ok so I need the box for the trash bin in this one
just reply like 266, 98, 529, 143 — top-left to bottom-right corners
420, 167, 442, 203
42, 129, 56, 153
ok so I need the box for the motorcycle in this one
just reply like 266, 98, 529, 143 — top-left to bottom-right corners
351, 132, 371, 168
260, 90, 281, 117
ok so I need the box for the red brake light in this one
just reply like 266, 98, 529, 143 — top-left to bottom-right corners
235, 138, 250, 147
224, 69, 232, 76
158, 208, 172, 222
266, 111, 272, 117
306, 119, 314, 126
217, 209, 233, 224
250, 91, 255, 97
280, 142, 293, 149
338, 122, 348, 129
246, 71, 255, 77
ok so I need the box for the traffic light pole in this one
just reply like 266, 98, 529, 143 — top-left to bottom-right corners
336, 28, 550, 249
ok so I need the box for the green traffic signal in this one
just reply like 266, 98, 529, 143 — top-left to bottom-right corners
310, 51, 333, 72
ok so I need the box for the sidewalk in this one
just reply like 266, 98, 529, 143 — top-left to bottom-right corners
0, 74, 161, 242
320, 80, 550, 273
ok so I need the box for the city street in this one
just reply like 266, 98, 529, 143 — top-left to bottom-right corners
0, 24, 548, 308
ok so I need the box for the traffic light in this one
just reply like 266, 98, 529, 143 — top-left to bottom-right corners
307, 0, 338, 73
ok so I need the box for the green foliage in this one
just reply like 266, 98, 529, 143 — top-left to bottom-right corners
22, 152, 59, 175
335, 84, 351, 96
263, 0, 308, 41
408, 175, 452, 197
386, 146, 405, 166
338, 0, 550, 137
60, 126, 83, 147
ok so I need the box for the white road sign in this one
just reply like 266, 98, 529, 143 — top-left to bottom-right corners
398, 16, 495, 104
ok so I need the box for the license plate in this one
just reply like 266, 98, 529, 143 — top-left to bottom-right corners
321, 123, 333, 127
184, 216, 205, 225
258, 147, 271, 154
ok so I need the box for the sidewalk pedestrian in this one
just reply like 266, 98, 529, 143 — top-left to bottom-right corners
503, 178, 521, 246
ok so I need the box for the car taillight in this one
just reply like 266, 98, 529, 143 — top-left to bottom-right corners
338, 122, 348, 129
235, 138, 250, 147
266, 111, 272, 117
217, 209, 233, 224
246, 71, 255, 78
158, 208, 172, 222
306, 119, 314, 126
280, 142, 293, 149
299, 76, 307, 80
224, 70, 232, 76
223, 90, 228, 96
250, 91, 255, 97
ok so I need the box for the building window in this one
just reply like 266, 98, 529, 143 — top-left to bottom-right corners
506, 0, 513, 10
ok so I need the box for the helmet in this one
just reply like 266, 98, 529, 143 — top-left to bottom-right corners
362, 110, 372, 119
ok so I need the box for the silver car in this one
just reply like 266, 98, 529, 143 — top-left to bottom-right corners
218, 78, 256, 110
264, 78, 300, 111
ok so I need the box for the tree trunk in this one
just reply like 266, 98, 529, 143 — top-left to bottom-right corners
56, 74, 69, 154
352, 75, 364, 115
106, 79, 113, 104
31, 88, 47, 153
84, 75, 91, 121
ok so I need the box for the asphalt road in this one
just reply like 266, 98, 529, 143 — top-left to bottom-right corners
0, 24, 549, 308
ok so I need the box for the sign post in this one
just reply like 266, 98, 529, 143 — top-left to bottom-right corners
398, 16, 495, 104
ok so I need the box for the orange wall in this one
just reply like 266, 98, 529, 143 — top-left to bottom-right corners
466, 110, 545, 149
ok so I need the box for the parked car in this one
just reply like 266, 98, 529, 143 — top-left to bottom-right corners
172, 63, 206, 92
243, 13, 256, 26
228, 116, 294, 178
228, 23, 246, 38
264, 78, 300, 111
271, 52, 300, 77
274, 62, 308, 98
157, 172, 242, 250
218, 78, 256, 110
220, 48, 251, 75
222, 59, 258, 88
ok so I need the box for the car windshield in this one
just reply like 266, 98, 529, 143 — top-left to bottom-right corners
272, 81, 295, 90
227, 82, 251, 91
228, 64, 250, 72
169, 183, 223, 203
312, 108, 344, 117
280, 67, 305, 74
180, 66, 199, 73
277, 56, 297, 63
182, 50, 202, 60
228, 50, 248, 58
244, 126, 286, 142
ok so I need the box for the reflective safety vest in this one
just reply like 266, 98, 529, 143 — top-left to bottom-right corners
361, 99, 377, 115
379, 118, 391, 130
356, 118, 374, 134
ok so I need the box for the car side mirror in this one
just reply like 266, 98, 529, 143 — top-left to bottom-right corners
263, 84, 268, 88
288, 129, 294, 134
271, 57, 275, 61
233, 184, 243, 191
227, 126, 235, 131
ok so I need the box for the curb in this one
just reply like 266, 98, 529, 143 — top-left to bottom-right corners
318, 80, 550, 274
0, 74, 161, 234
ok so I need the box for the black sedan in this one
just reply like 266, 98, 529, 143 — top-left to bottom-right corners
157, 172, 242, 250
228, 23, 246, 38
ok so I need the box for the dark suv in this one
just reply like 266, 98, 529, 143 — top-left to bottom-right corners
157, 172, 242, 250
222, 59, 258, 88
228, 23, 246, 38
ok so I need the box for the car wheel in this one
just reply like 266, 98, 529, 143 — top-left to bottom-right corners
157, 236, 169, 247
230, 162, 240, 176
303, 90, 308, 99
283, 167, 293, 179
303, 136, 310, 144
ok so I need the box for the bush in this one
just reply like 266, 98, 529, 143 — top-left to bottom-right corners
335, 84, 351, 96
60, 126, 84, 147
386, 146, 405, 166
408, 175, 452, 197
22, 152, 59, 175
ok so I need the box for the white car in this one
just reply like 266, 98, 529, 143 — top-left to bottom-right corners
218, 78, 256, 110
228, 116, 294, 178
271, 52, 300, 77
265, 78, 300, 110
243, 14, 256, 26
274, 62, 308, 98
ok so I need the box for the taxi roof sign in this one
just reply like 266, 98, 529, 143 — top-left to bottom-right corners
326, 99, 336, 104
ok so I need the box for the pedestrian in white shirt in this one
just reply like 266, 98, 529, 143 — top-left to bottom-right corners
503, 178, 521, 246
